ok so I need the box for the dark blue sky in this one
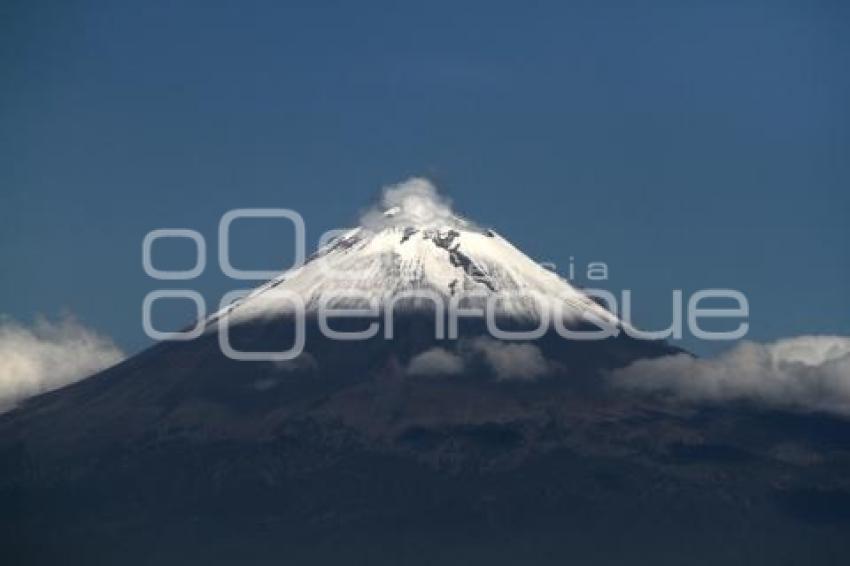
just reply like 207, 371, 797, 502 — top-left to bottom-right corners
1, 0, 848, 355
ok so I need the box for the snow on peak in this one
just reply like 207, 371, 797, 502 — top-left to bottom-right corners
210, 178, 620, 329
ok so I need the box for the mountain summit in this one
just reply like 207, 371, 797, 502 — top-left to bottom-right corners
213, 178, 617, 330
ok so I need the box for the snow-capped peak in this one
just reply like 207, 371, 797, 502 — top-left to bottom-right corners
210, 179, 620, 329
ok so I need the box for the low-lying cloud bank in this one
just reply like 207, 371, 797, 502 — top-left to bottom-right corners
611, 335, 850, 416
406, 337, 550, 381
0, 315, 125, 412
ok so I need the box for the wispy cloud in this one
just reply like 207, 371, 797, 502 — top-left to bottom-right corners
406, 347, 465, 377
467, 337, 550, 381
360, 177, 473, 231
611, 335, 850, 416
0, 315, 124, 412
405, 337, 550, 381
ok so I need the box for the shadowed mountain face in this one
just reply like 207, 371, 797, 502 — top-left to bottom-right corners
2, 315, 850, 565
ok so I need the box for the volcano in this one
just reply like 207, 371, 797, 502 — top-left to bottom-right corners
211, 206, 618, 326
2, 180, 850, 565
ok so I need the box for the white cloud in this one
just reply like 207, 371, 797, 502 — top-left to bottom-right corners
467, 337, 550, 381
611, 335, 850, 416
360, 177, 473, 231
406, 347, 465, 377
0, 315, 124, 412
405, 338, 551, 381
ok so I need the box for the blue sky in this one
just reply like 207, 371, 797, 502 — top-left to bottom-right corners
1, 0, 848, 355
